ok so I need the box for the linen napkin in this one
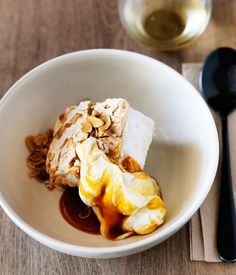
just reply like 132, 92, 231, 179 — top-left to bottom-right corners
182, 63, 236, 262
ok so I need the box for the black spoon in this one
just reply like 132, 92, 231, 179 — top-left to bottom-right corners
201, 47, 236, 263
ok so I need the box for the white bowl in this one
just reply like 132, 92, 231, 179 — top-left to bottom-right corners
0, 49, 218, 258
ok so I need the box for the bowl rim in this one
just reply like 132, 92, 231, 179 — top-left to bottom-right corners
0, 49, 219, 257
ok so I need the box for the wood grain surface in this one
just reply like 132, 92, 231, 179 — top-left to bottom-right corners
0, 0, 236, 274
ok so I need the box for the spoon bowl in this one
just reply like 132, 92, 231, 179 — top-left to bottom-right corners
201, 47, 236, 116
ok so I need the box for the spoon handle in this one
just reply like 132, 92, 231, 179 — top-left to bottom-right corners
217, 117, 236, 262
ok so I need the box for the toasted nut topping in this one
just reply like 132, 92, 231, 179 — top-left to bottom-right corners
78, 133, 88, 142
28, 168, 41, 177
25, 129, 54, 187
64, 122, 72, 128
66, 137, 74, 148
33, 134, 47, 146
42, 148, 48, 155
59, 112, 67, 123
91, 110, 98, 116
70, 113, 82, 124
86, 116, 104, 128
47, 151, 55, 161
27, 160, 36, 169
42, 135, 49, 145
29, 151, 44, 162
90, 129, 97, 137
60, 138, 68, 149
33, 159, 46, 166
121, 156, 141, 173
36, 170, 49, 182
81, 121, 92, 133
99, 113, 111, 131
55, 125, 65, 138
94, 129, 109, 138
69, 106, 76, 111
25, 136, 35, 152
46, 129, 54, 140
70, 166, 80, 178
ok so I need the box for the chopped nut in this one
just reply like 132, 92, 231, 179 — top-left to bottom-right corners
68, 158, 76, 168
25, 136, 35, 152
94, 129, 109, 138
66, 137, 74, 148
42, 148, 48, 155
47, 151, 55, 161
70, 166, 80, 178
64, 122, 72, 128
81, 121, 92, 133
59, 112, 67, 123
99, 113, 111, 131
70, 113, 82, 124
27, 160, 36, 169
77, 133, 88, 142
28, 168, 41, 177
34, 134, 47, 146
60, 138, 68, 149
25, 129, 54, 188
108, 148, 120, 159
103, 129, 113, 136
91, 110, 98, 116
57, 151, 61, 163
69, 106, 76, 111
36, 170, 49, 182
47, 129, 54, 140
28, 151, 44, 162
54, 125, 65, 138
33, 159, 46, 166
86, 116, 104, 128
121, 156, 141, 173
42, 135, 49, 145
90, 129, 98, 137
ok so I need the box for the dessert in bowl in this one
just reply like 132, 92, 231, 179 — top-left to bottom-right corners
0, 49, 218, 258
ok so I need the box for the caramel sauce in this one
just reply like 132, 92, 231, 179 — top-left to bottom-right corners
93, 185, 125, 239
60, 186, 125, 238
60, 187, 100, 234
60, 156, 142, 238
121, 156, 141, 173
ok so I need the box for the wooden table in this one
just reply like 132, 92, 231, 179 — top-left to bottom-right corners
0, 1, 235, 274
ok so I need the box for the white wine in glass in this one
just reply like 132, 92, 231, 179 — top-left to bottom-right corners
118, 0, 212, 50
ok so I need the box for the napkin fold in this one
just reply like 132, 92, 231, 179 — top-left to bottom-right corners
182, 63, 236, 262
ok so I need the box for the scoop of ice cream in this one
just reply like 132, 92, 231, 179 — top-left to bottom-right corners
76, 137, 166, 239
